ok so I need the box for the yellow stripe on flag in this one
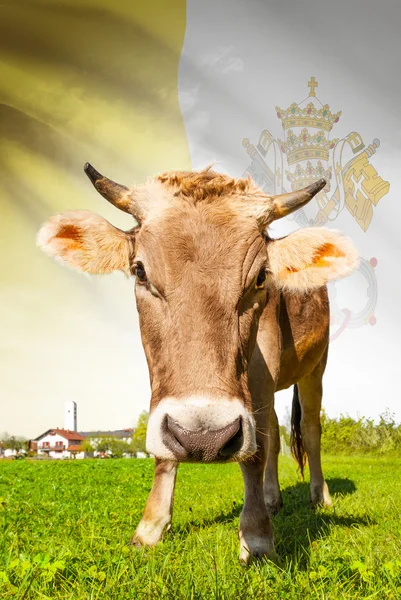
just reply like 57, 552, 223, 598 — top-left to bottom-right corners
0, 0, 189, 435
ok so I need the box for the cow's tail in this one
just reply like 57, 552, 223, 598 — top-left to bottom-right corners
290, 384, 306, 480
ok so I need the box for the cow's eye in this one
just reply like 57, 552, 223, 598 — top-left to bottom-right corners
256, 267, 266, 288
135, 262, 147, 284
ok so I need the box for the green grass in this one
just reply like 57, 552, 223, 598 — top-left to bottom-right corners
0, 456, 400, 599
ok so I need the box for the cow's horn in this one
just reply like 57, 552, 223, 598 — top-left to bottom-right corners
84, 163, 133, 214
271, 178, 327, 221
84, 163, 149, 224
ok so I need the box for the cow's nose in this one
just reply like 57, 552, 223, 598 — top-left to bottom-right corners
163, 416, 243, 462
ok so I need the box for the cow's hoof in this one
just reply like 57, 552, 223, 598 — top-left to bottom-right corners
130, 519, 170, 548
310, 481, 333, 508
239, 532, 277, 565
129, 535, 144, 548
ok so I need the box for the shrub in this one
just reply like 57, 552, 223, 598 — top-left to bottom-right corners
321, 410, 401, 455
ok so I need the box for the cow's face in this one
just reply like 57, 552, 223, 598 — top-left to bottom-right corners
133, 204, 269, 462
38, 167, 358, 463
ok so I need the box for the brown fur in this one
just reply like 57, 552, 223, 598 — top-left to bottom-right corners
156, 167, 256, 201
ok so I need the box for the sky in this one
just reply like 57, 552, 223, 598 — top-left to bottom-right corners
1, 0, 400, 438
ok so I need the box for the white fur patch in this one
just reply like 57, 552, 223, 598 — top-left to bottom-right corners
133, 464, 177, 547
134, 519, 170, 547
267, 227, 359, 291
146, 396, 256, 461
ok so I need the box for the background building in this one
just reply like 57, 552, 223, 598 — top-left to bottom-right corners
79, 429, 133, 445
32, 428, 85, 459
64, 401, 77, 432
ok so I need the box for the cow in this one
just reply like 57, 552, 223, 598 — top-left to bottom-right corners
37, 164, 358, 563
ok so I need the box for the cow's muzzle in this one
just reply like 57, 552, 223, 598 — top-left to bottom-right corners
146, 396, 257, 463
162, 415, 243, 462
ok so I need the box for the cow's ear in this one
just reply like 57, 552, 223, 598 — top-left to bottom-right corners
37, 210, 136, 275
267, 227, 359, 291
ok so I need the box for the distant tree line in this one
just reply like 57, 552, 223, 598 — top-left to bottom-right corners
0, 434, 26, 452
320, 410, 401, 455
277, 408, 401, 456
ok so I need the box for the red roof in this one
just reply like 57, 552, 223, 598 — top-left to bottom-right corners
34, 429, 85, 442
68, 445, 83, 452
55, 429, 85, 441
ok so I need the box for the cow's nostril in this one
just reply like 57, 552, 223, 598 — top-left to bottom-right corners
161, 416, 188, 460
219, 420, 243, 458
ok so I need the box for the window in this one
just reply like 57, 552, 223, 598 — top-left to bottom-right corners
42, 442, 50, 448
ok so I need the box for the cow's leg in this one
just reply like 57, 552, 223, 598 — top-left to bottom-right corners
131, 459, 178, 547
263, 405, 283, 513
297, 364, 332, 507
239, 433, 276, 563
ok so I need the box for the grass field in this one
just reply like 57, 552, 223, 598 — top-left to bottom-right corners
0, 456, 400, 599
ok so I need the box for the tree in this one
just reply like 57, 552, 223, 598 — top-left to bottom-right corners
279, 424, 291, 448
90, 436, 130, 458
130, 411, 149, 455
108, 438, 129, 458
81, 438, 95, 455
3, 435, 26, 452
95, 436, 113, 455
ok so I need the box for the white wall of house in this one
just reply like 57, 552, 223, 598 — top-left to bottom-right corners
4, 449, 17, 458
46, 449, 85, 460
89, 436, 132, 446
37, 432, 83, 459
37, 432, 69, 450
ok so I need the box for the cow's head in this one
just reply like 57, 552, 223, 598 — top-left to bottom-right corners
38, 166, 358, 463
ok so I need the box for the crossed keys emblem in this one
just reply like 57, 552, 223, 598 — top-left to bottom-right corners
242, 78, 390, 340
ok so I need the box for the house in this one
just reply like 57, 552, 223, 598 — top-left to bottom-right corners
79, 428, 134, 457
79, 428, 133, 444
29, 427, 138, 459
0, 448, 18, 459
32, 428, 85, 459
4, 449, 18, 458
